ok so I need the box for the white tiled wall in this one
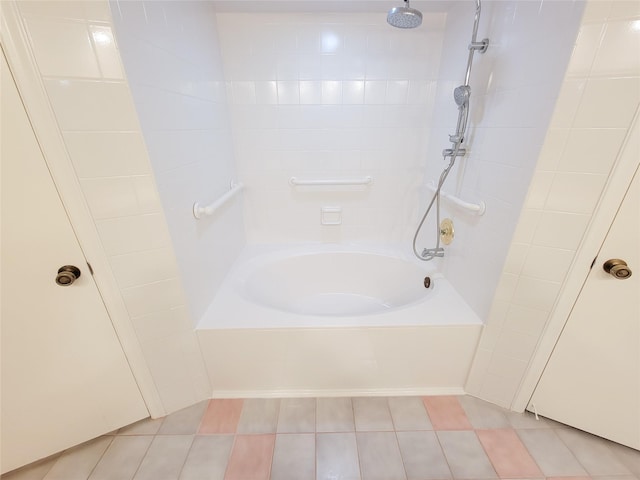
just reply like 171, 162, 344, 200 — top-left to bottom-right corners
17, 1, 210, 414
430, 0, 585, 321
110, 1, 246, 325
216, 12, 445, 244
466, 0, 640, 408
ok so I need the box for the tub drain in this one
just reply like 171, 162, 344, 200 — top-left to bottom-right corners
424, 276, 431, 288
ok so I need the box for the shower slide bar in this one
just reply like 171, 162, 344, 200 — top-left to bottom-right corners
289, 176, 373, 187
193, 181, 244, 219
427, 182, 486, 216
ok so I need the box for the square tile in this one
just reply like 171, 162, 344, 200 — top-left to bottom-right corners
88, 436, 153, 480
158, 401, 208, 435
423, 396, 473, 431
224, 435, 275, 480
458, 396, 511, 429
277, 398, 315, 433
556, 427, 633, 476
236, 399, 280, 434
316, 433, 360, 480
476, 429, 542, 478
43, 436, 112, 480
356, 432, 406, 480
437, 431, 497, 479
316, 397, 355, 432
199, 399, 243, 434
353, 397, 394, 432
396, 431, 451, 480
133, 435, 193, 480
179, 435, 233, 480
270, 434, 315, 480
387, 397, 432, 431
516, 429, 588, 477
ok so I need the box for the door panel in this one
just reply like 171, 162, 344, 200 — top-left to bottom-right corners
1, 49, 148, 473
530, 158, 639, 449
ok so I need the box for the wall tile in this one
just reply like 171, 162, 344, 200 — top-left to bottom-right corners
545, 172, 607, 214
96, 214, 171, 256
25, 18, 100, 78
573, 77, 640, 128
63, 132, 151, 178
121, 278, 188, 319
44, 79, 139, 131
468, 0, 638, 409
109, 248, 180, 290
558, 128, 627, 174
592, 20, 640, 76
89, 25, 124, 79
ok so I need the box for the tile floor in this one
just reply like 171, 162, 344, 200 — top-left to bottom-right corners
2, 395, 639, 480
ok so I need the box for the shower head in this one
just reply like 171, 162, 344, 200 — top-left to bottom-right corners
387, 0, 423, 29
453, 85, 471, 107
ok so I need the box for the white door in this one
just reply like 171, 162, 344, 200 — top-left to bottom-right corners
1, 49, 148, 473
530, 160, 640, 449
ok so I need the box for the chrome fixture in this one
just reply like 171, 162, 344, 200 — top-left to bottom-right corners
387, 0, 423, 29
412, 0, 489, 261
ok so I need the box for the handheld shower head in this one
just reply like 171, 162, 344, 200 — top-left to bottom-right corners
387, 0, 423, 29
453, 85, 471, 107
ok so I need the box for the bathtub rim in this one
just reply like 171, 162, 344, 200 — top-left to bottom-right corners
198, 242, 483, 329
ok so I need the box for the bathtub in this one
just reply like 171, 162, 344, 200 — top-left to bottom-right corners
197, 244, 483, 397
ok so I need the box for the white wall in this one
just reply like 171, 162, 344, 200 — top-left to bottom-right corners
110, 1, 246, 325
467, 0, 640, 408
426, 0, 585, 320
14, 0, 211, 414
216, 11, 445, 245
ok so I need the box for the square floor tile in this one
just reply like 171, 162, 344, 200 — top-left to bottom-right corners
179, 435, 233, 480
396, 431, 451, 480
357, 432, 406, 480
277, 398, 315, 433
271, 434, 315, 480
316, 432, 360, 480
437, 431, 497, 479
316, 398, 355, 432
388, 397, 432, 431
353, 397, 394, 432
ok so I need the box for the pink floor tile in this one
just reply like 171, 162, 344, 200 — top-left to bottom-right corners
198, 399, 244, 434
224, 434, 275, 480
422, 396, 473, 430
477, 428, 543, 478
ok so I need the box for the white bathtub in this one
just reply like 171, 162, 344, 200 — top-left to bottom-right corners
197, 244, 483, 397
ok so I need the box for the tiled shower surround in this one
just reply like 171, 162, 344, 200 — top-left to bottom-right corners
9, 0, 640, 417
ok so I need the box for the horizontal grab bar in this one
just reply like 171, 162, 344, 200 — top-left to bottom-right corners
193, 181, 244, 219
289, 176, 373, 187
427, 182, 486, 216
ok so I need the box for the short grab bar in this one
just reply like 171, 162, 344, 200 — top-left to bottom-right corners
289, 176, 373, 187
193, 181, 244, 219
427, 182, 486, 215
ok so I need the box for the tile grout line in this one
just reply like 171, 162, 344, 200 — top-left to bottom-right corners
83, 435, 115, 480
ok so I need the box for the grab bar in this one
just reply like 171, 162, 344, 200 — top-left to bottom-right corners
193, 181, 244, 219
427, 182, 486, 216
289, 176, 373, 187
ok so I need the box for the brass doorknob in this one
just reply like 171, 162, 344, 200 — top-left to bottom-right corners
603, 259, 632, 279
56, 265, 81, 286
